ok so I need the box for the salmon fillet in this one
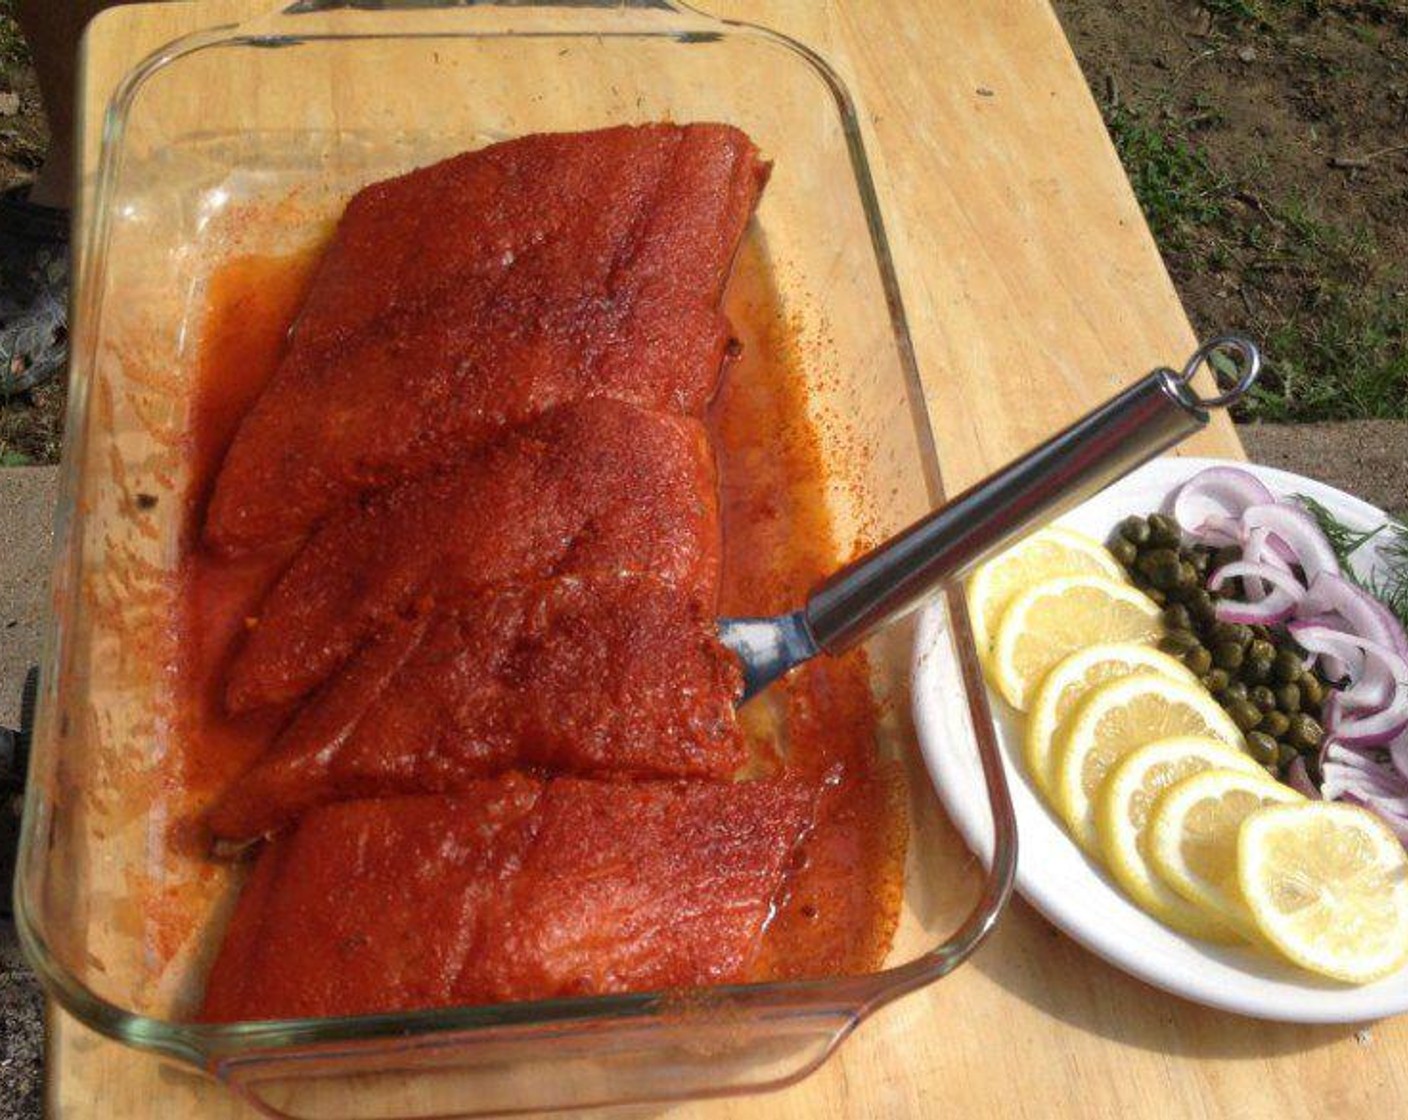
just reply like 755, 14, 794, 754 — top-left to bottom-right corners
224, 399, 721, 713
204, 123, 768, 556
200, 777, 813, 1021
206, 576, 744, 844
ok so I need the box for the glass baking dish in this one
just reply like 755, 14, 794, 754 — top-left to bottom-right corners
16, 2, 1016, 1116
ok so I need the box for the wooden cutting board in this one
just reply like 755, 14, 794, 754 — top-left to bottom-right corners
51, 1, 1407, 1117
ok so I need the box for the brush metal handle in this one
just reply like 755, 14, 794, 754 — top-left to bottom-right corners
804, 335, 1261, 654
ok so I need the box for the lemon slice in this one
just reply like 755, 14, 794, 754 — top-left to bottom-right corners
1053, 675, 1243, 854
1024, 643, 1195, 802
1238, 802, 1408, 983
1146, 768, 1302, 936
966, 528, 1124, 660
990, 576, 1161, 711
1094, 736, 1264, 940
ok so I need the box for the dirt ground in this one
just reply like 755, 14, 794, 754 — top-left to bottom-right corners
1052, 0, 1408, 421
0, 0, 58, 466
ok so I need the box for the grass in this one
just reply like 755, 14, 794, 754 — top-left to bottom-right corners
1096, 22, 1408, 425
1254, 282, 1408, 421
1201, 0, 1408, 30
0, 382, 64, 465
1104, 102, 1231, 251
0, 0, 25, 71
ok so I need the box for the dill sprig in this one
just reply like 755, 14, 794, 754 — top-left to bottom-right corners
1297, 494, 1387, 563
1297, 493, 1408, 630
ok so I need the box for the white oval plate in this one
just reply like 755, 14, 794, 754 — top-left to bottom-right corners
914, 456, 1408, 1023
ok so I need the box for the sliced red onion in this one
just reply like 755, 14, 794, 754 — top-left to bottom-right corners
1262, 534, 1300, 567
1392, 728, 1408, 784
1335, 707, 1408, 749
1286, 621, 1365, 683
1366, 594, 1408, 659
1340, 789, 1408, 818
1322, 688, 1344, 731
1239, 530, 1269, 605
1322, 742, 1407, 801
1299, 572, 1408, 658
1172, 467, 1276, 545
1242, 526, 1296, 574
1340, 792, 1408, 845
1340, 638, 1406, 714
1334, 667, 1408, 747
1237, 527, 1296, 603
1283, 755, 1320, 799
1242, 502, 1340, 585
1209, 561, 1303, 624
1316, 741, 1408, 841
1213, 600, 1296, 625
1288, 629, 1406, 745
1189, 513, 1243, 549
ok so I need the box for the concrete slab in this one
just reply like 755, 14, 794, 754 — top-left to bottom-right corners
0, 466, 54, 1120
0, 467, 56, 729
1242, 420, 1408, 519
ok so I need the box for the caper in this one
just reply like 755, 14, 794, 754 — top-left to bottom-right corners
1272, 648, 1303, 684
1137, 548, 1184, 590
1228, 699, 1263, 731
1245, 731, 1279, 766
1250, 625, 1273, 644
1211, 622, 1253, 649
1274, 682, 1301, 714
1261, 710, 1290, 738
1109, 537, 1138, 567
1250, 685, 1277, 713
1299, 674, 1325, 708
1147, 513, 1182, 548
1247, 639, 1275, 664
1188, 549, 1212, 576
1183, 646, 1213, 676
1277, 742, 1301, 769
1161, 605, 1192, 631
1159, 630, 1200, 656
1119, 515, 1151, 545
1202, 668, 1231, 694
1287, 713, 1324, 751
1178, 560, 1199, 588
1242, 651, 1273, 686
1224, 681, 1249, 702
1186, 588, 1217, 627
1213, 642, 1245, 671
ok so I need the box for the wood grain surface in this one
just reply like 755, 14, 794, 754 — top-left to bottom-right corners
53, 2, 1406, 1118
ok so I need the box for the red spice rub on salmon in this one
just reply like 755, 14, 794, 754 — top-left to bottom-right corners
223, 399, 721, 714
206, 576, 744, 844
199, 777, 813, 1021
203, 123, 769, 557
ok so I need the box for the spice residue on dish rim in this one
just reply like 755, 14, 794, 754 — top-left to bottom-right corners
171, 228, 906, 984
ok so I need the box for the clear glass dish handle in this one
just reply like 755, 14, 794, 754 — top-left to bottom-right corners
239, 1, 722, 41
279, 1, 688, 13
